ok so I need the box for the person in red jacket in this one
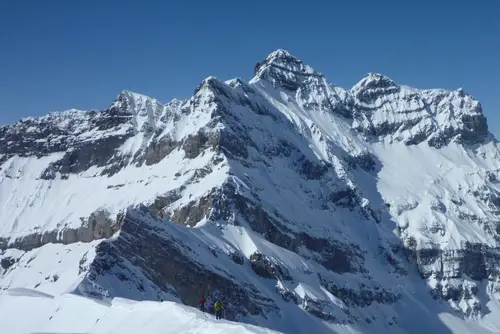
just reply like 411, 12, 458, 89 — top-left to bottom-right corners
199, 296, 206, 312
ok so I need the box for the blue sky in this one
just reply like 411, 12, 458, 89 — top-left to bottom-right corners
1, 1, 499, 136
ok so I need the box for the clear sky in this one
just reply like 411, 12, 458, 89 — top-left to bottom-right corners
1, 1, 499, 136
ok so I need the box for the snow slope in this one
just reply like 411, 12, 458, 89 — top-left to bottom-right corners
2, 49, 500, 333
0, 288, 280, 334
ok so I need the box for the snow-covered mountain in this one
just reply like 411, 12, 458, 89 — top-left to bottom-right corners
2, 49, 500, 333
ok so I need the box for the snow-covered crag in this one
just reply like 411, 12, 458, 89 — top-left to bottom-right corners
2, 49, 500, 333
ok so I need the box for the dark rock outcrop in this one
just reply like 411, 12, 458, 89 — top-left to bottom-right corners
83, 207, 277, 321
249, 252, 292, 280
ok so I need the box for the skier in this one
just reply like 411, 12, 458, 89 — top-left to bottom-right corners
214, 300, 224, 320
199, 296, 206, 312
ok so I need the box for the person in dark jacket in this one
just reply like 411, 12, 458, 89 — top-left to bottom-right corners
199, 296, 206, 312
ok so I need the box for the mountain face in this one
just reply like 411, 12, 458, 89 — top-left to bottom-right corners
2, 49, 500, 333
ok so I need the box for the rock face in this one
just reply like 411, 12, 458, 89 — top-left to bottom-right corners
0, 209, 120, 252
350, 73, 489, 147
2, 49, 500, 333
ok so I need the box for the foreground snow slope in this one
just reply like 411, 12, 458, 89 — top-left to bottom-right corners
2, 49, 500, 333
0, 288, 280, 334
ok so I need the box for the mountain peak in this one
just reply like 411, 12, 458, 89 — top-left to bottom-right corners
250, 49, 322, 90
192, 76, 230, 98
117, 90, 154, 103
265, 48, 295, 62
351, 72, 399, 92
111, 90, 161, 115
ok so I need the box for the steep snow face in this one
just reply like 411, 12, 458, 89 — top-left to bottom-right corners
373, 141, 500, 250
2, 49, 500, 333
